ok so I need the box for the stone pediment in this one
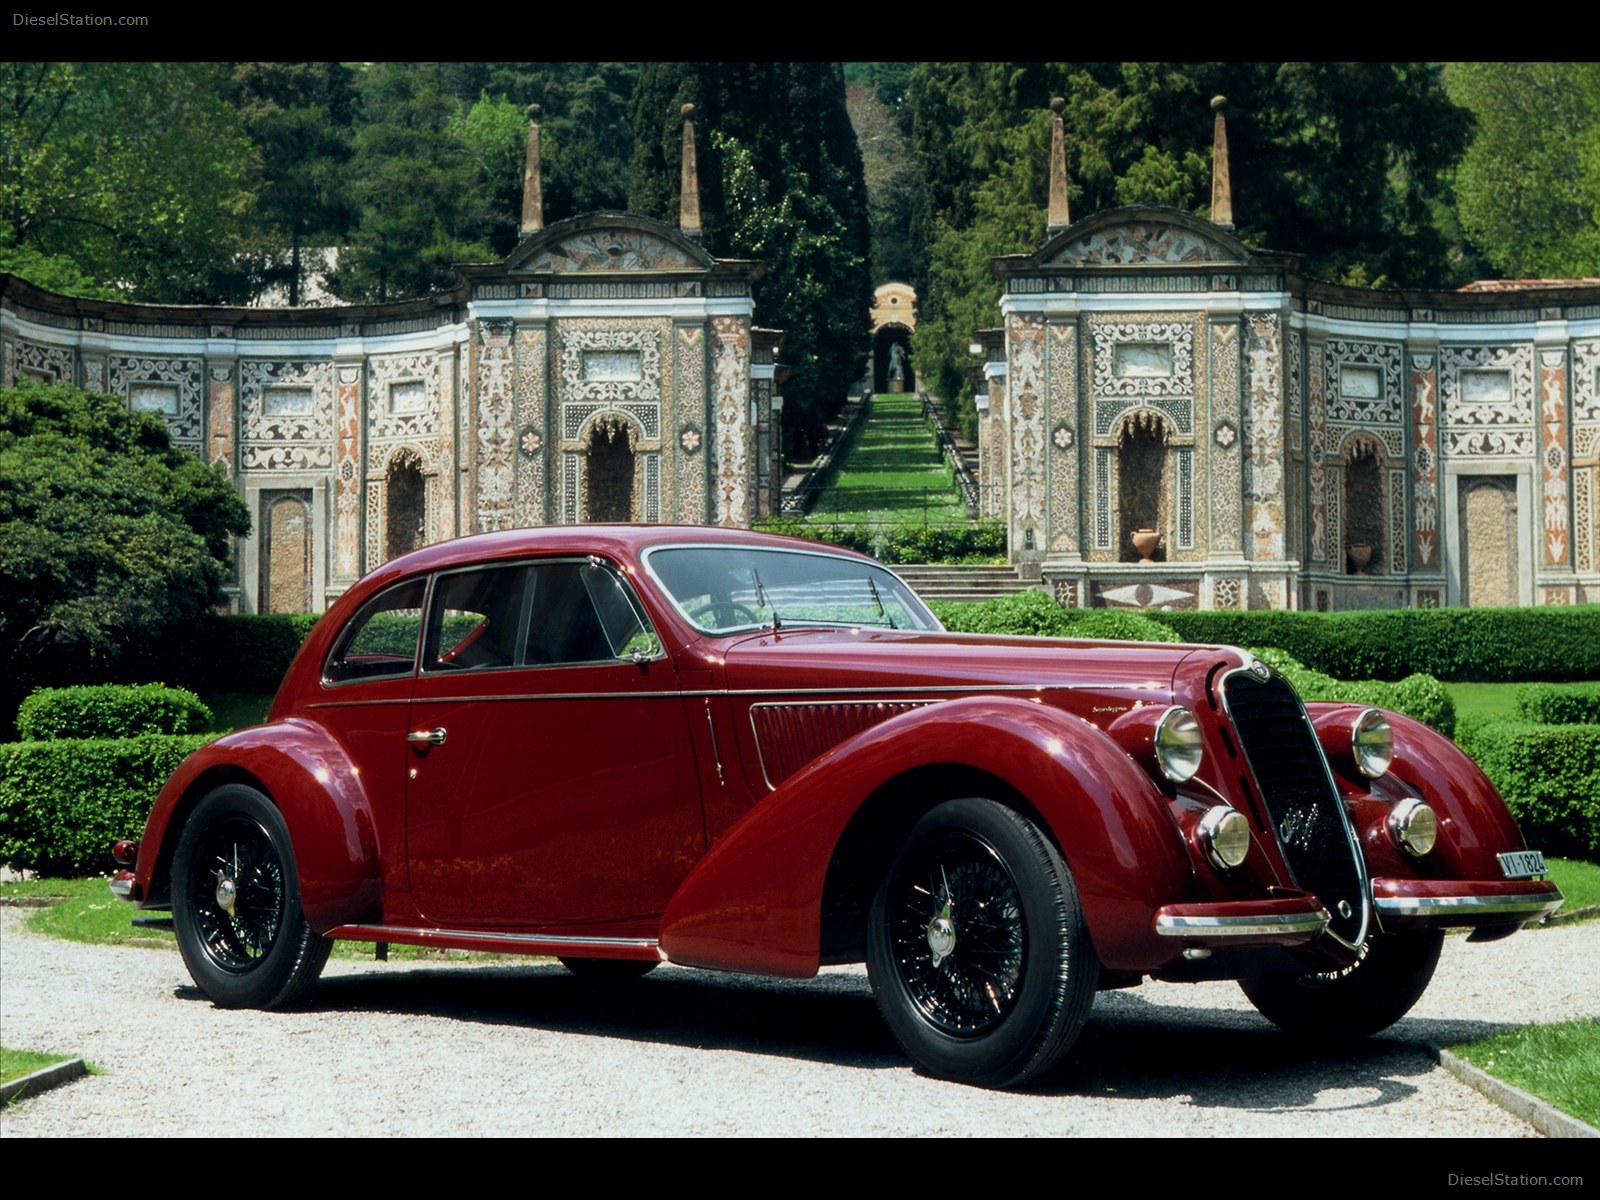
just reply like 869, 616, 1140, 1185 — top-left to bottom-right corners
505, 213, 714, 274
1038, 207, 1249, 268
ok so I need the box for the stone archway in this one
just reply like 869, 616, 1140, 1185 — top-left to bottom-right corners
1116, 410, 1172, 562
385, 448, 427, 561
1459, 476, 1519, 607
873, 325, 914, 394
261, 491, 313, 613
583, 414, 640, 523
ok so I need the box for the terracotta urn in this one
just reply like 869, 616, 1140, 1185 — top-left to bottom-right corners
1130, 528, 1160, 563
1348, 542, 1372, 575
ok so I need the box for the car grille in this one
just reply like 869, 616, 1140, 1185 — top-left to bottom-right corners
750, 701, 930, 788
1223, 672, 1367, 945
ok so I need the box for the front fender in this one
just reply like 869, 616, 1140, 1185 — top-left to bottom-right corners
660, 695, 1193, 977
133, 719, 381, 931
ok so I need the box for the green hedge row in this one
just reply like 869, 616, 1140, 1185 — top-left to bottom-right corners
1517, 682, 1600, 725
1453, 720, 1600, 859
755, 520, 1006, 565
16, 684, 211, 741
930, 591, 1456, 734
1146, 605, 1600, 682
0, 733, 213, 874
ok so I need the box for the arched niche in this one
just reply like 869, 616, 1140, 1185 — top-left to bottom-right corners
261, 490, 313, 613
1115, 409, 1173, 563
581, 412, 644, 523
385, 447, 428, 561
1342, 433, 1386, 575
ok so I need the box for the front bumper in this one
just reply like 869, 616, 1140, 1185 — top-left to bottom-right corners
1372, 877, 1563, 930
1153, 897, 1329, 947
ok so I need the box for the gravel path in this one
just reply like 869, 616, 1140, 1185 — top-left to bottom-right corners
2, 906, 1594, 1137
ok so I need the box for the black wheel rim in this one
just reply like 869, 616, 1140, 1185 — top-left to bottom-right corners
189, 815, 285, 974
888, 831, 1026, 1037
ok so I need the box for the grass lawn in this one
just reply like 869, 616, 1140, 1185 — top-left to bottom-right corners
1448, 1019, 1600, 1129
1, 1047, 72, 1084
1547, 858, 1600, 914
1444, 681, 1523, 724
812, 394, 967, 523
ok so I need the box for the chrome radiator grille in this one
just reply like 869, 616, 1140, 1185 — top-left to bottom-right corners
1223, 672, 1367, 945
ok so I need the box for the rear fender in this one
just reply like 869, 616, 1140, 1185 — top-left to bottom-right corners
134, 720, 382, 931
660, 695, 1192, 977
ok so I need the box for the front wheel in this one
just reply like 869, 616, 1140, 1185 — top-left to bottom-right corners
172, 785, 330, 1009
865, 798, 1099, 1088
1240, 929, 1445, 1039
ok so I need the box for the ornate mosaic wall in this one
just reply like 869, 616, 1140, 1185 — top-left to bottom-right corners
1209, 322, 1242, 554
514, 326, 548, 526
473, 319, 516, 532
239, 360, 335, 471
334, 365, 362, 579
674, 324, 708, 524
1573, 340, 1600, 574
1538, 350, 1570, 566
5, 338, 72, 386
1440, 345, 1535, 457
365, 352, 445, 568
1410, 354, 1440, 568
1008, 314, 1047, 555
1243, 314, 1285, 562
109, 354, 204, 452
710, 316, 751, 526
1046, 323, 1078, 552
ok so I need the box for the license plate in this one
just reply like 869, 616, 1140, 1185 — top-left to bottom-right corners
1498, 850, 1548, 879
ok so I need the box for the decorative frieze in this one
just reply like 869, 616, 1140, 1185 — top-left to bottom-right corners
240, 360, 335, 471
1410, 354, 1439, 567
1539, 350, 1570, 566
1009, 314, 1047, 554
1243, 314, 1285, 561
1046, 323, 1078, 552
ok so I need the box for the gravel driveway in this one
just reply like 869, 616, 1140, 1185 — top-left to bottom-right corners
2, 906, 1594, 1137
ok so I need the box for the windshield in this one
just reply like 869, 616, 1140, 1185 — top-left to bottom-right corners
644, 545, 942, 634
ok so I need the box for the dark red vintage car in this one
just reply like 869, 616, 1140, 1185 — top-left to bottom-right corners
112, 526, 1562, 1087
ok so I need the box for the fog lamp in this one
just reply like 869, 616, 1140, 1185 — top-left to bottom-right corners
1154, 707, 1203, 783
1388, 797, 1437, 858
1352, 709, 1393, 779
1198, 806, 1251, 870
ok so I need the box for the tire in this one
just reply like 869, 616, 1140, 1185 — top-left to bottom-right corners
558, 957, 659, 983
1240, 929, 1445, 1039
172, 785, 331, 1009
865, 798, 1099, 1088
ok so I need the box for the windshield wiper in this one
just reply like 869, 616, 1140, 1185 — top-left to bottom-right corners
751, 567, 782, 632
867, 577, 897, 629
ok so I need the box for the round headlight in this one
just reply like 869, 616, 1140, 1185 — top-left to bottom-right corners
1154, 706, 1203, 783
1352, 708, 1393, 779
1389, 797, 1437, 857
1198, 805, 1251, 870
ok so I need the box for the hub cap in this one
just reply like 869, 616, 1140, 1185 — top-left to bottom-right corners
189, 816, 285, 974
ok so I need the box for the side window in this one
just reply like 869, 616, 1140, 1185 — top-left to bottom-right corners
423, 565, 530, 672
523, 561, 658, 666
324, 579, 428, 684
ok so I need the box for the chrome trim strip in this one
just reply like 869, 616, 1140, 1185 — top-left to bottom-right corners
1155, 911, 1329, 937
347, 925, 661, 950
307, 681, 1174, 710
704, 701, 725, 786
1374, 893, 1563, 918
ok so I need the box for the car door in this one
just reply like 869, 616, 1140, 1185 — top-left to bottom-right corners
404, 558, 704, 930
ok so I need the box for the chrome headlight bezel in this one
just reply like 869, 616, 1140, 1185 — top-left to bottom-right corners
1388, 797, 1437, 858
1197, 805, 1252, 870
1153, 706, 1204, 784
1351, 708, 1393, 779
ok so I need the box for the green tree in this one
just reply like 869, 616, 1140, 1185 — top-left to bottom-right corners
0, 62, 256, 303
221, 62, 357, 306
0, 383, 251, 662
630, 63, 872, 456
1447, 62, 1600, 279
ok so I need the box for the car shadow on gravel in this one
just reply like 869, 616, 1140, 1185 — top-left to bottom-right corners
177, 960, 1520, 1102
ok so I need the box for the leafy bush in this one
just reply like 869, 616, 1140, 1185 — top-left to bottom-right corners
754, 520, 1005, 564
1517, 682, 1600, 725
0, 733, 213, 874
1152, 606, 1600, 682
932, 590, 1181, 642
1254, 649, 1455, 736
1453, 721, 1600, 859
16, 684, 212, 740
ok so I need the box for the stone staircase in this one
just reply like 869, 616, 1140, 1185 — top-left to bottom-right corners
893, 563, 1040, 605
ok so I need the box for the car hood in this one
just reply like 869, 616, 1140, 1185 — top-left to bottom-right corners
716, 626, 1209, 706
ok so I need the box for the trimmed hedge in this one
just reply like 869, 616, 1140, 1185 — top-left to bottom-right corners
931, 590, 1179, 642
1253, 649, 1456, 737
754, 519, 1006, 565
1148, 605, 1600, 682
1517, 682, 1600, 725
16, 683, 211, 741
0, 733, 213, 874
1453, 720, 1600, 859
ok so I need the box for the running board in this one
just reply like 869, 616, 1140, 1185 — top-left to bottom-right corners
325, 923, 664, 961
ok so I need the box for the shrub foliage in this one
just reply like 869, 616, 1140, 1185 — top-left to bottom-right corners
0, 733, 213, 874
1454, 721, 1600, 859
16, 683, 212, 741
1517, 682, 1600, 726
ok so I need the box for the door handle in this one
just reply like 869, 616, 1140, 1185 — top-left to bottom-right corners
407, 727, 447, 746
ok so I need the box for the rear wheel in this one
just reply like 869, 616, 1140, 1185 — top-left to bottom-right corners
865, 798, 1098, 1088
172, 785, 330, 1009
1241, 929, 1445, 1039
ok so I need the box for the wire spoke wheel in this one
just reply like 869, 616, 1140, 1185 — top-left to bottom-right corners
889, 832, 1026, 1036
190, 816, 286, 974
867, 798, 1098, 1088
173, 785, 330, 1009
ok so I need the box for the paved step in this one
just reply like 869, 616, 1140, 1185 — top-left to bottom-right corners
893, 564, 1040, 605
